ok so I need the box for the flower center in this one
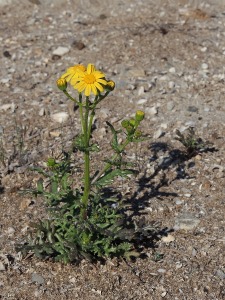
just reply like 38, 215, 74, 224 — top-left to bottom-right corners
83, 74, 96, 84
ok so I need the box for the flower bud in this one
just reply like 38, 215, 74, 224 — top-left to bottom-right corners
56, 78, 67, 91
121, 119, 130, 128
126, 125, 135, 134
135, 110, 145, 122
106, 80, 115, 91
129, 119, 136, 127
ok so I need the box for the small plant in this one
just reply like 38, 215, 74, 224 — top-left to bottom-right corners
175, 127, 214, 158
17, 63, 156, 263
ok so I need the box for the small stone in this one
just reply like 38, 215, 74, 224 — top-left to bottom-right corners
216, 269, 225, 280
201, 63, 208, 70
153, 128, 164, 139
51, 112, 69, 123
7, 227, 15, 235
187, 106, 198, 113
39, 107, 45, 116
157, 268, 166, 273
137, 98, 147, 105
137, 86, 145, 96
71, 40, 85, 50
168, 81, 175, 89
52, 46, 70, 57
184, 193, 191, 198
161, 234, 175, 243
20, 198, 33, 210
166, 101, 175, 111
201, 47, 207, 52
161, 291, 167, 297
49, 131, 61, 137
145, 106, 158, 115
0, 262, 5, 271
31, 273, 45, 285
175, 213, 200, 231
169, 67, 176, 73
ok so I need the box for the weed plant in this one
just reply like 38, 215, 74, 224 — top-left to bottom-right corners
17, 64, 156, 263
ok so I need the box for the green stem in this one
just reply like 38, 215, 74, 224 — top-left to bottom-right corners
81, 97, 91, 220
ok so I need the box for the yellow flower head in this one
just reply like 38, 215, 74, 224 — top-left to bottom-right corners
61, 64, 86, 86
73, 64, 107, 96
56, 78, 67, 91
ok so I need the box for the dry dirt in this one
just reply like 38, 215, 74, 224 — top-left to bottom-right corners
0, 0, 225, 299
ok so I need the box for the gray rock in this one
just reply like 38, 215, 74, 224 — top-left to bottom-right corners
174, 213, 200, 231
216, 269, 225, 280
31, 273, 45, 285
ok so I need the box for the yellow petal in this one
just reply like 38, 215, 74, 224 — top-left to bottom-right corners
85, 85, 91, 96
87, 64, 95, 74
95, 82, 104, 92
91, 84, 97, 95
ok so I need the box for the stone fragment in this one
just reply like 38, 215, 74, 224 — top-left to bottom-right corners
51, 112, 69, 123
161, 234, 175, 243
174, 213, 200, 231
52, 46, 69, 56
145, 106, 158, 115
137, 99, 147, 105
216, 269, 225, 280
31, 273, 45, 285
153, 128, 164, 139
0, 262, 5, 271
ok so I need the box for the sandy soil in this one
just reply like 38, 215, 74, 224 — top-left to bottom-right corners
0, 0, 225, 299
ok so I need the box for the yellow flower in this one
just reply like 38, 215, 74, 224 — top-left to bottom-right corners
56, 78, 67, 91
61, 64, 86, 85
73, 64, 107, 96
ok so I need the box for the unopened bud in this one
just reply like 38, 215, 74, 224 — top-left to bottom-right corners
56, 78, 67, 91
121, 119, 130, 128
106, 80, 115, 91
135, 110, 145, 122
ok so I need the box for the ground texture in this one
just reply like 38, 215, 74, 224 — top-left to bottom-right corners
0, 0, 225, 299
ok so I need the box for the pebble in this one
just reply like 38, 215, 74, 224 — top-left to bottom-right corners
52, 46, 70, 56
38, 107, 45, 116
215, 269, 225, 280
137, 98, 147, 105
201, 63, 208, 70
161, 234, 175, 243
51, 112, 69, 123
169, 67, 176, 73
153, 128, 164, 139
168, 81, 175, 89
0, 262, 5, 271
137, 86, 145, 95
157, 268, 166, 273
31, 273, 45, 285
174, 213, 200, 231
145, 106, 158, 115
166, 101, 175, 111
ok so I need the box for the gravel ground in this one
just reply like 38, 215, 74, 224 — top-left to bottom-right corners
0, 0, 225, 299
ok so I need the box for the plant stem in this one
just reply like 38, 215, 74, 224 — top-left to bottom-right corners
81, 97, 91, 219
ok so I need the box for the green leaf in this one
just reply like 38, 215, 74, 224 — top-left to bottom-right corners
94, 168, 135, 187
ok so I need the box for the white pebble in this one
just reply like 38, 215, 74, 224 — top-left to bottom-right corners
53, 46, 70, 56
168, 81, 175, 89
145, 106, 158, 115
137, 99, 147, 105
201, 63, 208, 70
51, 112, 69, 123
169, 67, 176, 73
